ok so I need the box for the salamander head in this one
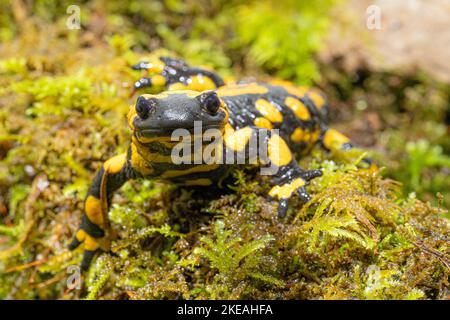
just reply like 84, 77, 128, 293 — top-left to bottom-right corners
128, 90, 228, 140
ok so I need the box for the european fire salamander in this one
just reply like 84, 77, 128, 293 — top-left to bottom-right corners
69, 56, 358, 269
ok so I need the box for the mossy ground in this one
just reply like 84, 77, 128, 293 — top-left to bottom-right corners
0, 1, 449, 300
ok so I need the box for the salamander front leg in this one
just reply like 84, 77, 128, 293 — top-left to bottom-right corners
264, 134, 322, 217
69, 153, 132, 270
223, 127, 322, 218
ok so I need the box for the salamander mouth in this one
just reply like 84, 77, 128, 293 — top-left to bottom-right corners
136, 124, 224, 137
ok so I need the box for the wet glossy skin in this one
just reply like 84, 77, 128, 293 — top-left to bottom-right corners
69, 56, 355, 270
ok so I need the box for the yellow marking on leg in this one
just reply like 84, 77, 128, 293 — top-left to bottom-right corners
104, 154, 127, 174
76, 229, 86, 242
255, 99, 283, 123
216, 83, 268, 97
85, 236, 100, 251
268, 134, 292, 167
161, 164, 220, 178
254, 117, 273, 129
224, 126, 253, 152
323, 128, 350, 150
75, 229, 100, 251
184, 178, 213, 186
269, 178, 306, 199
284, 97, 310, 121
85, 195, 104, 227
307, 90, 326, 109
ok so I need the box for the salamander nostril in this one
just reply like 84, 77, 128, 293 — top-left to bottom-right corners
136, 96, 151, 119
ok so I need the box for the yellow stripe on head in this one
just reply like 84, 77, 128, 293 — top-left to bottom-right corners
131, 141, 155, 176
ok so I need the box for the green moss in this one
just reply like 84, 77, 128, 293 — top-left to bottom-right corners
0, 0, 448, 300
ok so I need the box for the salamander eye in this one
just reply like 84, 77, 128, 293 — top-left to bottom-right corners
198, 91, 221, 114
136, 96, 157, 119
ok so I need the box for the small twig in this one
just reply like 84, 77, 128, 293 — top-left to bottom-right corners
32, 273, 65, 289
5, 258, 48, 273
413, 239, 450, 271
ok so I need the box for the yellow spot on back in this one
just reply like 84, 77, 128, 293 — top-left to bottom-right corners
224, 126, 253, 152
267, 78, 295, 87
290, 128, 306, 143
141, 90, 201, 99
269, 178, 306, 199
104, 154, 127, 174
307, 90, 326, 109
168, 75, 216, 91
142, 57, 165, 73
268, 134, 292, 167
216, 83, 268, 97
284, 85, 309, 98
255, 99, 283, 123
254, 117, 273, 129
284, 97, 310, 121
